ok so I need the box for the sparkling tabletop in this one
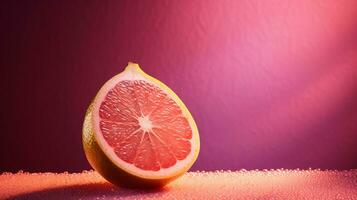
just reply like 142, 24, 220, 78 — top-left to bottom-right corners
1, 170, 357, 200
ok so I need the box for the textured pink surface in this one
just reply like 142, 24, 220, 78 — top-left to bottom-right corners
1, 170, 357, 199
1, 0, 357, 172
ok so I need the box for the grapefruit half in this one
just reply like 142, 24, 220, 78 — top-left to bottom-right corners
82, 62, 200, 188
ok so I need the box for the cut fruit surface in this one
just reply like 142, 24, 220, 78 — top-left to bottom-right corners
99, 80, 193, 171
83, 62, 200, 188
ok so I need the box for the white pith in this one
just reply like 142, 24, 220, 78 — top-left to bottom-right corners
92, 63, 199, 179
138, 115, 153, 132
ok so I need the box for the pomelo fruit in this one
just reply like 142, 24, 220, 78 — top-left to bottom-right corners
82, 62, 200, 188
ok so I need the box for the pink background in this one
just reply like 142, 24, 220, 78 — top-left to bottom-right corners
1, 0, 357, 172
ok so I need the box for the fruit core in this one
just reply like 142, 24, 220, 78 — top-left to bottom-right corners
138, 115, 153, 132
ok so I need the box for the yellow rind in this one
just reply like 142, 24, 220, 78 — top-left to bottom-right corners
82, 62, 200, 188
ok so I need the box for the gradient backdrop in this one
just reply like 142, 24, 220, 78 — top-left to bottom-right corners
1, 0, 357, 172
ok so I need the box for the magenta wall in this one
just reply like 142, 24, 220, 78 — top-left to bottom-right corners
1, 0, 357, 172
